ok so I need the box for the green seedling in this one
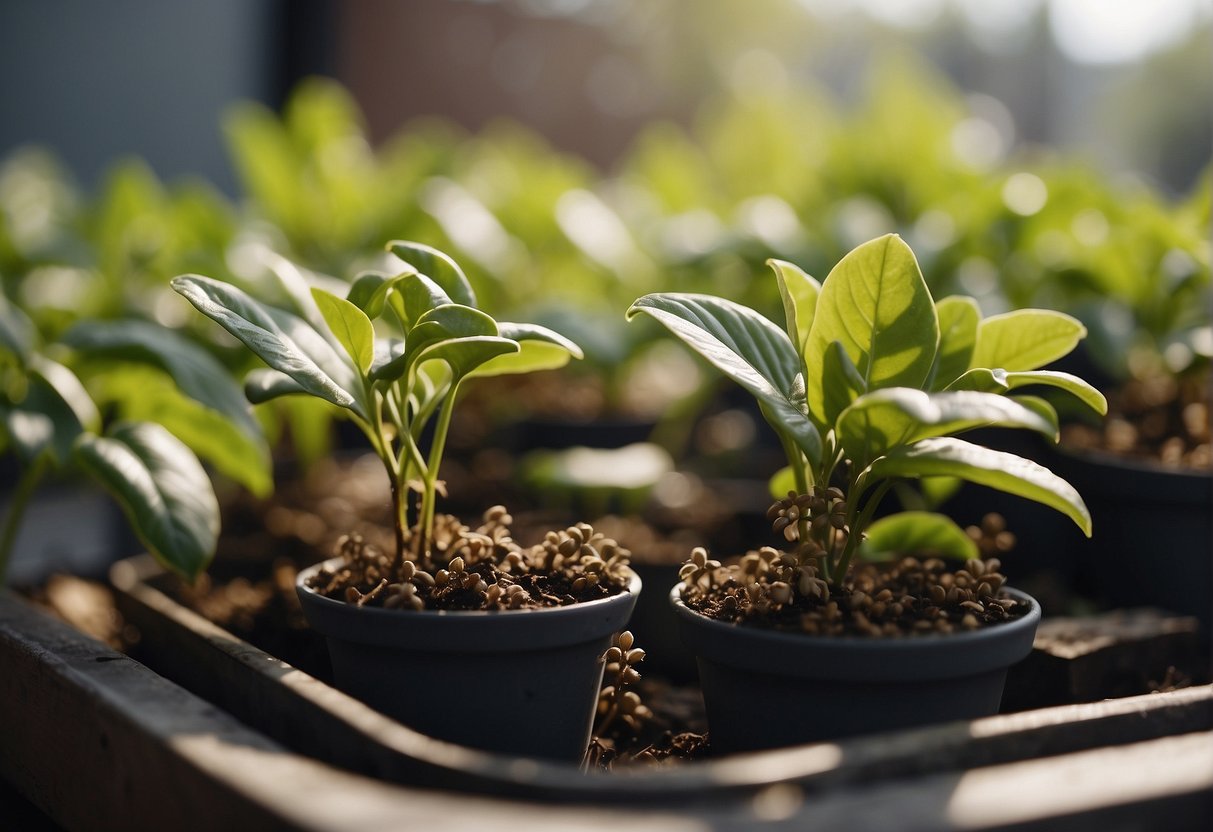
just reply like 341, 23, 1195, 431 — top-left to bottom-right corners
628, 234, 1106, 586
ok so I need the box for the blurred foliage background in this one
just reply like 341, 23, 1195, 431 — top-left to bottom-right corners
1, 0, 1209, 498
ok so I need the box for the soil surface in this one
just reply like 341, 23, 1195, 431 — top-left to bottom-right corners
1062, 373, 1210, 469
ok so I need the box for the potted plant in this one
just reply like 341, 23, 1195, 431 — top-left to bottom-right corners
626, 233, 1105, 754
172, 240, 640, 762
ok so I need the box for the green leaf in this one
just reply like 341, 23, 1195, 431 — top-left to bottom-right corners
387, 241, 476, 308
244, 369, 307, 404
347, 270, 406, 319
867, 437, 1091, 537
62, 319, 263, 442
398, 273, 453, 330
312, 288, 374, 373
172, 275, 359, 411
969, 310, 1086, 373
930, 296, 980, 390
946, 368, 1107, 415
388, 304, 499, 384
92, 365, 272, 498
0, 367, 88, 464
768, 258, 820, 353
467, 322, 582, 378
822, 340, 866, 430
468, 340, 574, 378
768, 465, 797, 499
416, 335, 520, 382
838, 388, 1058, 464
30, 356, 100, 436
805, 234, 938, 426
859, 512, 978, 562
627, 293, 821, 467
0, 292, 34, 359
74, 422, 219, 580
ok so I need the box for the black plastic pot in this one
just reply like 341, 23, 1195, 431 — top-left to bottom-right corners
1047, 446, 1212, 628
670, 585, 1041, 756
295, 561, 639, 762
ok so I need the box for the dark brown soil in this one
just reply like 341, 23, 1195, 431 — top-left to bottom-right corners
304, 509, 633, 612
1062, 373, 1210, 469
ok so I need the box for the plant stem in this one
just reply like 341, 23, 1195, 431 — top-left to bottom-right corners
415, 381, 459, 564
0, 453, 49, 585
831, 478, 894, 585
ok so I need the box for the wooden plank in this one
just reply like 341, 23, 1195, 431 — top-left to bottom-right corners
0, 591, 667, 831
4, 588, 1210, 830
112, 555, 1213, 806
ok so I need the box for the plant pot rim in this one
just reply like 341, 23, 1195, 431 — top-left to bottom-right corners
669, 583, 1040, 682
296, 558, 640, 651
1056, 441, 1213, 484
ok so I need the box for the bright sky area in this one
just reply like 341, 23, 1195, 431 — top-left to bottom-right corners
799, 0, 1211, 63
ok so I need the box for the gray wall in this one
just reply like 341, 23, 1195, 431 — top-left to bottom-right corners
0, 0, 279, 193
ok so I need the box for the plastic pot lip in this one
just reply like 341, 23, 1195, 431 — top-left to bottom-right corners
1054, 441, 1213, 489
296, 558, 640, 651
669, 582, 1041, 682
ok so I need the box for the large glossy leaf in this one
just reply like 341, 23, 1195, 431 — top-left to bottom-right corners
468, 323, 583, 378
867, 437, 1091, 536
312, 289, 374, 373
805, 234, 938, 426
0, 364, 93, 464
859, 512, 978, 562
62, 319, 262, 441
30, 356, 100, 435
387, 241, 476, 308
172, 275, 358, 410
838, 388, 1057, 464
93, 366, 272, 497
74, 421, 219, 580
244, 368, 307, 403
969, 310, 1086, 373
768, 258, 820, 354
946, 368, 1107, 415
929, 296, 980, 390
627, 293, 821, 466
346, 269, 450, 328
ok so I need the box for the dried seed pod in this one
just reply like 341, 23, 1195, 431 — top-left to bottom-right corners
929, 584, 947, 604
622, 667, 641, 685
769, 582, 792, 605
625, 648, 646, 665
618, 631, 635, 651
961, 613, 979, 630
960, 600, 985, 614
449, 556, 465, 574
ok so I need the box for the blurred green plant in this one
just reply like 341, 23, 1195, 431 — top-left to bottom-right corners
0, 289, 227, 582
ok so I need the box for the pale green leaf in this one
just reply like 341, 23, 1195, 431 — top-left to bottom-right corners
312, 288, 374, 373
244, 369, 307, 404
867, 437, 1091, 536
946, 368, 1107, 415
805, 234, 938, 425
859, 512, 978, 562
930, 296, 980, 390
969, 310, 1086, 373
838, 388, 1057, 464
768, 258, 820, 353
